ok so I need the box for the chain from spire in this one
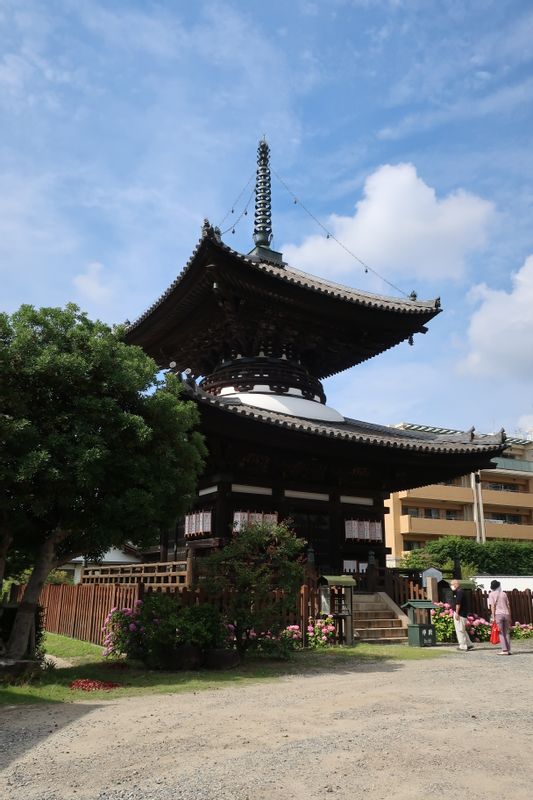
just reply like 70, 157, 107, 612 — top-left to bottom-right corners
253, 139, 273, 248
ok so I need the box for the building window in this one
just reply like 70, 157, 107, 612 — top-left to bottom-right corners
482, 481, 520, 493
486, 513, 523, 525
445, 509, 458, 520
424, 508, 440, 519
404, 507, 419, 517
404, 541, 426, 551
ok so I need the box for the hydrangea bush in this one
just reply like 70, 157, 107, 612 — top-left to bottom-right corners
431, 602, 533, 643
306, 616, 337, 648
511, 622, 533, 639
102, 595, 223, 668
102, 595, 180, 667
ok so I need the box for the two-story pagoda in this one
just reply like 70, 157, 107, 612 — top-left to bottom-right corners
125, 141, 505, 573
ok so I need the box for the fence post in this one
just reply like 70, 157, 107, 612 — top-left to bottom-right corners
300, 584, 309, 648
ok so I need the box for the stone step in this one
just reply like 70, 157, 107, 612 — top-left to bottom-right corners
359, 637, 409, 645
354, 610, 395, 620
355, 618, 403, 629
356, 627, 407, 640
352, 593, 381, 603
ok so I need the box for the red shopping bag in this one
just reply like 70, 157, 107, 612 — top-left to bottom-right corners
490, 622, 500, 645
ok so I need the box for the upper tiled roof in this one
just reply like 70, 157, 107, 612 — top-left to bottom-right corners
126, 223, 440, 333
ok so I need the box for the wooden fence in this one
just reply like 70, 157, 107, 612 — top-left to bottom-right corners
12, 583, 141, 645
470, 588, 533, 624
12, 580, 533, 647
12, 582, 319, 647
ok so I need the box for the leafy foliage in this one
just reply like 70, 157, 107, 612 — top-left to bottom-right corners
103, 595, 180, 667
103, 596, 225, 668
400, 537, 533, 576
1, 303, 206, 658
1, 303, 206, 565
203, 521, 306, 658
176, 604, 224, 651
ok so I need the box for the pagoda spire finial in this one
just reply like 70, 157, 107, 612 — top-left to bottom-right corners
253, 139, 273, 248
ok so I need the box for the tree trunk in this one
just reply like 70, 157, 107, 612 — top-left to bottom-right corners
6, 536, 58, 660
0, 528, 13, 594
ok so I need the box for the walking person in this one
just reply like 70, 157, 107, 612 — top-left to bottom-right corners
451, 579, 473, 651
488, 580, 512, 655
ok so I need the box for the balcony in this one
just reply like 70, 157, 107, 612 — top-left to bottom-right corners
398, 485, 473, 504
482, 489, 533, 510
484, 521, 533, 541
399, 515, 476, 538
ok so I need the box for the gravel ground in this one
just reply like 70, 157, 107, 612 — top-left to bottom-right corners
1, 643, 533, 800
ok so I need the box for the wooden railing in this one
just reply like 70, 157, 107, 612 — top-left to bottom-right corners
81, 561, 188, 588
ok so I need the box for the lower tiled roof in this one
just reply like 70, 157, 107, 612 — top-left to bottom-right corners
188, 387, 505, 456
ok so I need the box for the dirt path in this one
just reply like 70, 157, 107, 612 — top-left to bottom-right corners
1, 644, 533, 800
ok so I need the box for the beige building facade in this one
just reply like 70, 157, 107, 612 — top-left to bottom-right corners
385, 424, 533, 566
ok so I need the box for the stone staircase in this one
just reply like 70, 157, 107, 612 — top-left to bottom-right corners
353, 592, 408, 644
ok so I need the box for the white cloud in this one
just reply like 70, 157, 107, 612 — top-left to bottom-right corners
73, 262, 113, 304
282, 163, 494, 283
516, 415, 533, 437
379, 77, 533, 141
460, 255, 533, 378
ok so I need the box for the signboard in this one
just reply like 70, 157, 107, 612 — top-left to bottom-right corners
422, 567, 443, 587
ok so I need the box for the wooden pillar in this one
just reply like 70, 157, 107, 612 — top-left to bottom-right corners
329, 491, 343, 574
185, 546, 195, 588
214, 481, 232, 543
160, 528, 169, 562
426, 576, 439, 603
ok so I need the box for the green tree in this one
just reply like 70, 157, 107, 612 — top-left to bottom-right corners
204, 521, 306, 659
400, 536, 533, 577
1, 304, 206, 659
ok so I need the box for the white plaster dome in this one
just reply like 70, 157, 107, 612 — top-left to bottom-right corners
219, 386, 344, 422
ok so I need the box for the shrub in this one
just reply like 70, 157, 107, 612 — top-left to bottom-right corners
306, 615, 336, 649
403, 536, 533, 576
511, 623, 533, 640
103, 597, 232, 668
280, 624, 303, 651
103, 594, 180, 667
203, 521, 306, 658
432, 602, 495, 643
176, 604, 224, 651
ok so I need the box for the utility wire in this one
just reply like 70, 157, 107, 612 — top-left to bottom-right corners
271, 165, 411, 298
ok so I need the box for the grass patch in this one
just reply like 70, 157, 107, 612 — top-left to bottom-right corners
0, 635, 446, 706
43, 632, 104, 662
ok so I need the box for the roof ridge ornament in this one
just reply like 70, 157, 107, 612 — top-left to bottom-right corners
201, 218, 222, 243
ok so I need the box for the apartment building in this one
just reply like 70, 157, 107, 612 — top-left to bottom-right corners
384, 424, 533, 566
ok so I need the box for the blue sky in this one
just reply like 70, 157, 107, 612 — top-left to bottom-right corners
2, 0, 533, 436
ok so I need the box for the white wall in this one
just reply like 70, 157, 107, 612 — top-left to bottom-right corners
473, 575, 533, 592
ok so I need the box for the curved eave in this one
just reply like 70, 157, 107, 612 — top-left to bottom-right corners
193, 390, 505, 458
125, 227, 441, 339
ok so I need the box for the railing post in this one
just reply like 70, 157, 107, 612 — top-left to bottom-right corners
300, 584, 309, 648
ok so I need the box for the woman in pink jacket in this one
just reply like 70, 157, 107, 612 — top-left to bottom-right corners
488, 580, 512, 655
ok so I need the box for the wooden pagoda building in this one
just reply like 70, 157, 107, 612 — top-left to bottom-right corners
125, 141, 505, 573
